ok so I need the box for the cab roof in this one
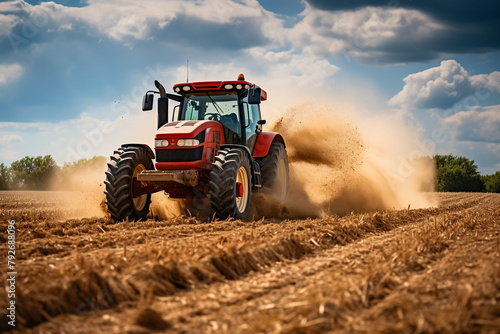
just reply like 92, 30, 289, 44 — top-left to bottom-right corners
172, 80, 267, 101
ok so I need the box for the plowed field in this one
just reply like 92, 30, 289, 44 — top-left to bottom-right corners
1, 191, 499, 333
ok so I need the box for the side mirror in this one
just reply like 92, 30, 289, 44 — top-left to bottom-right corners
142, 93, 154, 111
248, 87, 261, 104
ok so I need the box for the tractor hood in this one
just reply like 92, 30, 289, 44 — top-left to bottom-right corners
155, 120, 221, 139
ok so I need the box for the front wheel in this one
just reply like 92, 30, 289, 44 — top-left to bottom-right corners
104, 146, 153, 222
209, 149, 252, 220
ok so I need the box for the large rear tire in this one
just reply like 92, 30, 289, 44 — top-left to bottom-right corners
104, 146, 153, 222
257, 142, 289, 203
209, 149, 252, 220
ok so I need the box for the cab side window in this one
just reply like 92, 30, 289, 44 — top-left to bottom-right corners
251, 104, 262, 133
243, 100, 262, 151
243, 102, 262, 138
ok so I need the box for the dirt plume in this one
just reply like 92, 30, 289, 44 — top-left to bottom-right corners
255, 103, 438, 218
48, 155, 195, 221
150, 194, 186, 220
49, 157, 108, 219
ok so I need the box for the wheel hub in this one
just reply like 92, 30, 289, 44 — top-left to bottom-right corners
235, 166, 248, 213
236, 182, 244, 198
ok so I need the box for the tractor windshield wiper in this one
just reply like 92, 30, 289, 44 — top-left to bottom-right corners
205, 92, 224, 115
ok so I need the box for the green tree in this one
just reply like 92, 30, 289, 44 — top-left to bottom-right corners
482, 171, 500, 193
434, 154, 483, 192
9, 155, 58, 190
0, 163, 10, 190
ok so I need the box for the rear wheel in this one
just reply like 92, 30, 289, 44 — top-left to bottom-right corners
104, 146, 153, 222
209, 149, 252, 220
257, 142, 289, 203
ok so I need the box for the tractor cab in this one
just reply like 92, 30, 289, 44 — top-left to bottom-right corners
171, 74, 267, 149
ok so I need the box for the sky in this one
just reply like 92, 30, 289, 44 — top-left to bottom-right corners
0, 0, 499, 174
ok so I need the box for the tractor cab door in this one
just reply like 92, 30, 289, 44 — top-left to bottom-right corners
242, 99, 263, 153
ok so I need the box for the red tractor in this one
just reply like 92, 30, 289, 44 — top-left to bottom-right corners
104, 74, 289, 221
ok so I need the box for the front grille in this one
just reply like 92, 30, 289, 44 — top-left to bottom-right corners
156, 147, 204, 162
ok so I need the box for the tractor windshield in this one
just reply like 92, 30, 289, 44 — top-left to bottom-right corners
180, 91, 241, 138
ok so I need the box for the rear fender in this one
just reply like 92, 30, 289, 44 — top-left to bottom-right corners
252, 132, 285, 158
121, 144, 155, 160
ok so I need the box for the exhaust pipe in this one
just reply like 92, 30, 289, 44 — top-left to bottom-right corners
155, 80, 166, 97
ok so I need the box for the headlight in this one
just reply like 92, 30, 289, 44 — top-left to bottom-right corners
182, 85, 191, 91
236, 84, 242, 90
155, 139, 169, 147
174, 87, 180, 93
224, 84, 233, 90
177, 139, 200, 147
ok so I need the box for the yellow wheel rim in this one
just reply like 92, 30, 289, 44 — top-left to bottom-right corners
236, 166, 249, 213
133, 164, 147, 211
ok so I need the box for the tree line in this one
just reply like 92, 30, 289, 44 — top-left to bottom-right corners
0, 154, 498, 192
0, 155, 107, 190
434, 154, 500, 193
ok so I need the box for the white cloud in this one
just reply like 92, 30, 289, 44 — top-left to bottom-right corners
0, 63, 23, 84
289, 2, 500, 64
0, 13, 21, 36
389, 60, 500, 110
470, 71, 500, 94
0, 134, 22, 145
441, 105, 500, 143
289, 5, 444, 64
247, 48, 339, 87
20, 0, 284, 47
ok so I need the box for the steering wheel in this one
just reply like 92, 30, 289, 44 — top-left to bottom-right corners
204, 112, 220, 121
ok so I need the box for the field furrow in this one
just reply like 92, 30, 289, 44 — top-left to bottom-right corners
0, 191, 498, 333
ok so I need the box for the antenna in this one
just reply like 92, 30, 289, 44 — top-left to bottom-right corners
186, 59, 189, 82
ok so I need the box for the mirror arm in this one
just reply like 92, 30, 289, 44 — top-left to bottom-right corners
166, 93, 182, 102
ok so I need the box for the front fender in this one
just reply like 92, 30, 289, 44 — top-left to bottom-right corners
252, 132, 285, 158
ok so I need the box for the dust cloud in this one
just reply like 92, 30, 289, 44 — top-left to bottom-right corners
149, 194, 185, 219
48, 156, 189, 220
257, 103, 438, 218
49, 159, 109, 219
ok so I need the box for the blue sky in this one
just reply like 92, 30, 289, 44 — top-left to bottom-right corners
0, 0, 499, 174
